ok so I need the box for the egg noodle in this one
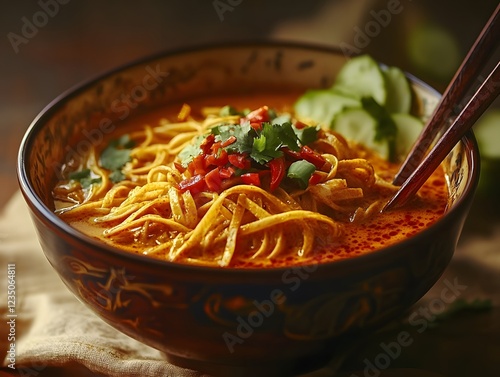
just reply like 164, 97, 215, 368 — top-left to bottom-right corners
53, 105, 398, 267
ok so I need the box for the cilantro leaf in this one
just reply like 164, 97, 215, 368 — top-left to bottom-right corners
109, 170, 126, 183
361, 97, 397, 161
99, 134, 135, 183
260, 123, 282, 151
101, 135, 135, 170
212, 120, 318, 165
250, 123, 284, 164
69, 169, 91, 180
179, 113, 321, 181
212, 122, 254, 154
81, 177, 102, 188
253, 133, 267, 153
178, 134, 206, 167
69, 169, 102, 189
276, 122, 301, 151
361, 97, 397, 142
249, 122, 302, 164
294, 125, 320, 146
101, 148, 131, 171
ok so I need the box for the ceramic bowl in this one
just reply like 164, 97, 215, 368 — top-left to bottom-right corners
17, 42, 479, 376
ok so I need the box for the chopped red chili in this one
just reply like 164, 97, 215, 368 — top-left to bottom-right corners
178, 174, 206, 194
300, 145, 325, 169
308, 172, 322, 186
245, 106, 270, 124
205, 168, 223, 192
269, 157, 285, 191
241, 173, 261, 186
228, 153, 251, 170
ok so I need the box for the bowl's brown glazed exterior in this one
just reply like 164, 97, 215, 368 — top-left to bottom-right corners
18, 42, 479, 376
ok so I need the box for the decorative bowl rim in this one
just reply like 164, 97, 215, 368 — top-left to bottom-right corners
17, 40, 481, 275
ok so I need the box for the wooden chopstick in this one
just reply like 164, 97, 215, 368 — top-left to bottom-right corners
393, 4, 500, 186
383, 61, 500, 212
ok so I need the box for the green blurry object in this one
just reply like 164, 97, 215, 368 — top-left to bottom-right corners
474, 109, 500, 196
407, 23, 461, 82
474, 109, 500, 158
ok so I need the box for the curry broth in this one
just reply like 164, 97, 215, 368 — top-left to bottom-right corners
57, 92, 449, 268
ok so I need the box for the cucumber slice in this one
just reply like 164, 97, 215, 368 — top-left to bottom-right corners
383, 66, 412, 114
391, 113, 424, 161
332, 108, 390, 159
294, 54, 421, 163
333, 55, 387, 106
294, 89, 360, 127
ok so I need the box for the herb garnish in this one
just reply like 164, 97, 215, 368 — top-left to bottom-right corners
361, 97, 397, 162
100, 134, 135, 182
68, 169, 102, 189
177, 106, 325, 194
68, 134, 134, 188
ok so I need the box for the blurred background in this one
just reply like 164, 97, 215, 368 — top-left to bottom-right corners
1, 1, 499, 376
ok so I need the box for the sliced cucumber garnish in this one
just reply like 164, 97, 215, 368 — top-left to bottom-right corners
294, 89, 360, 127
333, 54, 387, 106
383, 66, 412, 114
391, 113, 424, 160
332, 108, 390, 159
294, 54, 424, 163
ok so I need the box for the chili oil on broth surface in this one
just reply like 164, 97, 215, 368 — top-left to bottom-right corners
334, 161, 448, 261
53, 92, 449, 268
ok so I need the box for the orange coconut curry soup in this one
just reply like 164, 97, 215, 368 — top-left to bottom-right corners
52, 92, 448, 268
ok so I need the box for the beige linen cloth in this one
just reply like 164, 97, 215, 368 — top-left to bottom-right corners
0, 192, 350, 377
1, 191, 500, 376
0, 192, 209, 377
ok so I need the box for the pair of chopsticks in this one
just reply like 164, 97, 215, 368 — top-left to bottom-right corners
383, 4, 500, 211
